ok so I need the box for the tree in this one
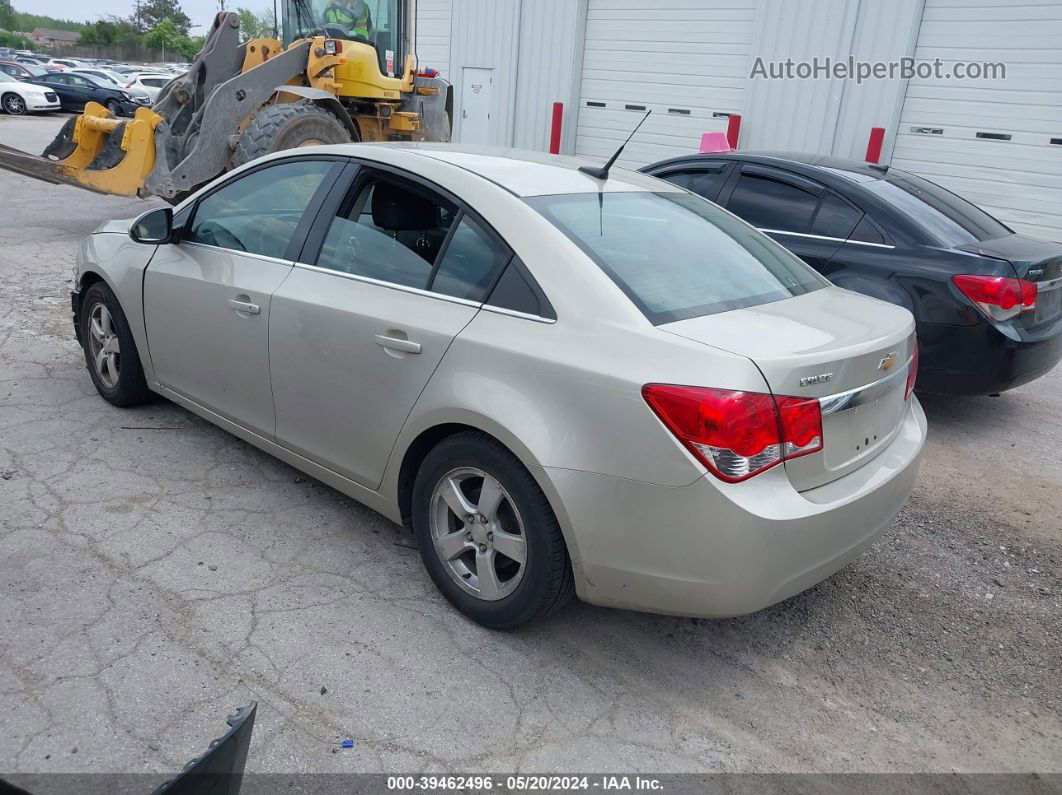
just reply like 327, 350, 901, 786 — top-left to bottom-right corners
144, 18, 185, 56
235, 7, 276, 40
133, 0, 192, 36
0, 0, 16, 32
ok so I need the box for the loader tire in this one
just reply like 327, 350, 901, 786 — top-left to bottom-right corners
233, 104, 353, 167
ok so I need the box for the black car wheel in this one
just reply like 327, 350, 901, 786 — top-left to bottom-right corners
412, 431, 575, 629
2, 92, 26, 115
79, 282, 152, 407
105, 99, 120, 115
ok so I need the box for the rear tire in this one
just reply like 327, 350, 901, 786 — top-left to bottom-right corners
2, 93, 26, 115
411, 432, 575, 629
233, 104, 353, 167
79, 282, 152, 407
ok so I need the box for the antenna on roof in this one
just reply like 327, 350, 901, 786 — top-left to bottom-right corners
579, 109, 652, 180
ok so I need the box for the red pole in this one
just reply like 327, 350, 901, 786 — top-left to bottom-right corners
549, 102, 563, 155
726, 114, 742, 149
866, 127, 885, 163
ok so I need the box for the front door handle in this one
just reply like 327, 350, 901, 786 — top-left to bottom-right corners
228, 298, 260, 315
374, 334, 422, 354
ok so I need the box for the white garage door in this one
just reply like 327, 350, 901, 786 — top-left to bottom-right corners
574, 0, 757, 168
891, 0, 1062, 242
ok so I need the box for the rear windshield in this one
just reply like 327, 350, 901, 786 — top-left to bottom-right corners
526, 191, 827, 324
863, 171, 1011, 246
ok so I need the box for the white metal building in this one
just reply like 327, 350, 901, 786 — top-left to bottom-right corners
415, 0, 1062, 241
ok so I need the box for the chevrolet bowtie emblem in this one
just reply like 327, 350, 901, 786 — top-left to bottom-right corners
878, 351, 899, 372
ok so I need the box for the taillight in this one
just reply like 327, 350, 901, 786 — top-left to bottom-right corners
905, 343, 918, 400
642, 385, 823, 483
953, 274, 1037, 322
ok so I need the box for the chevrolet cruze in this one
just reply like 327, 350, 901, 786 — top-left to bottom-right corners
72, 144, 926, 628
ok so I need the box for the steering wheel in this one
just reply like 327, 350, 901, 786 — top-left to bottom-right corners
195, 221, 246, 252
308, 25, 373, 46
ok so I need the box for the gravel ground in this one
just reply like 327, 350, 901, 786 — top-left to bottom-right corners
0, 114, 1060, 779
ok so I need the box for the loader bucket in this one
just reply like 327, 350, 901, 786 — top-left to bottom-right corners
0, 103, 163, 197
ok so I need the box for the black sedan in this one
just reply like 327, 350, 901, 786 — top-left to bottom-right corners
29, 72, 149, 116
642, 152, 1062, 396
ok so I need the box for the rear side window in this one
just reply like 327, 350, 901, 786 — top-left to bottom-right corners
186, 159, 334, 258
849, 216, 885, 245
811, 192, 862, 239
527, 191, 826, 324
725, 174, 819, 233
863, 171, 1010, 245
429, 215, 509, 301
657, 165, 729, 201
316, 179, 456, 289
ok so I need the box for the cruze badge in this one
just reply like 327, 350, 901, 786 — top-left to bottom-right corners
878, 351, 899, 372
800, 373, 833, 387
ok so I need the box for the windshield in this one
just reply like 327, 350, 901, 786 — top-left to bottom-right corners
528, 191, 828, 324
863, 171, 1011, 247
283, 0, 403, 74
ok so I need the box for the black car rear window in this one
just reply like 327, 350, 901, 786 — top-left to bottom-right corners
863, 171, 1010, 246
527, 191, 827, 324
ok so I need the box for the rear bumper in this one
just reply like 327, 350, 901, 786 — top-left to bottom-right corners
917, 317, 1062, 395
546, 397, 926, 618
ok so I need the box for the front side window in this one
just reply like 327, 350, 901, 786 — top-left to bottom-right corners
726, 174, 820, 233
186, 159, 334, 258
316, 178, 455, 289
528, 192, 826, 324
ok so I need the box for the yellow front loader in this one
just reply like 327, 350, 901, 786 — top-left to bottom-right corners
0, 1, 451, 201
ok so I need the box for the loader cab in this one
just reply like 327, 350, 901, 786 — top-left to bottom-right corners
282, 0, 407, 79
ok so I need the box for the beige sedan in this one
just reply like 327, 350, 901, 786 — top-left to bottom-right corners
72, 144, 926, 628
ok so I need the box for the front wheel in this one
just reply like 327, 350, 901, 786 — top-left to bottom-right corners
2, 93, 26, 115
232, 104, 354, 168
79, 282, 152, 407
105, 99, 121, 116
412, 432, 575, 629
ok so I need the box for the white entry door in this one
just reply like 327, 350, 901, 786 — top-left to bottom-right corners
460, 67, 493, 145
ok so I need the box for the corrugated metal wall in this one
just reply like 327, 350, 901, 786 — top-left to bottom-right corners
512, 0, 587, 152
415, 0, 453, 77
831, 0, 924, 161
742, 0, 863, 153
448, 0, 521, 145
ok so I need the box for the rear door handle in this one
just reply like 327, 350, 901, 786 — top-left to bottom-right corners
374, 334, 421, 354
228, 299, 260, 315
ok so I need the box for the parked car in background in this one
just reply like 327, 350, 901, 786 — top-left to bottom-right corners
643, 153, 1062, 396
47, 58, 86, 70
72, 144, 925, 628
122, 72, 173, 101
0, 60, 49, 81
0, 72, 60, 115
30, 72, 147, 116
70, 68, 153, 103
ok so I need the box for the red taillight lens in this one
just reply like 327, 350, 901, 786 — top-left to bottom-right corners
642, 385, 823, 483
953, 274, 1037, 322
905, 343, 919, 400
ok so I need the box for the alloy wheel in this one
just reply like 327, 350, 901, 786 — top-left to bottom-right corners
429, 467, 527, 601
3, 95, 26, 115
87, 303, 120, 390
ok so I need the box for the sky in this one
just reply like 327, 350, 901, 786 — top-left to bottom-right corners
26, 1, 256, 27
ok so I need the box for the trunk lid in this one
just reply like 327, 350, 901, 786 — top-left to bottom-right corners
956, 234, 1062, 329
660, 286, 916, 491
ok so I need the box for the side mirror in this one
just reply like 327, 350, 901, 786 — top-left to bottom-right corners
130, 207, 173, 244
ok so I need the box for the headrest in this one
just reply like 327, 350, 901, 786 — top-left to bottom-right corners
371, 182, 440, 231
